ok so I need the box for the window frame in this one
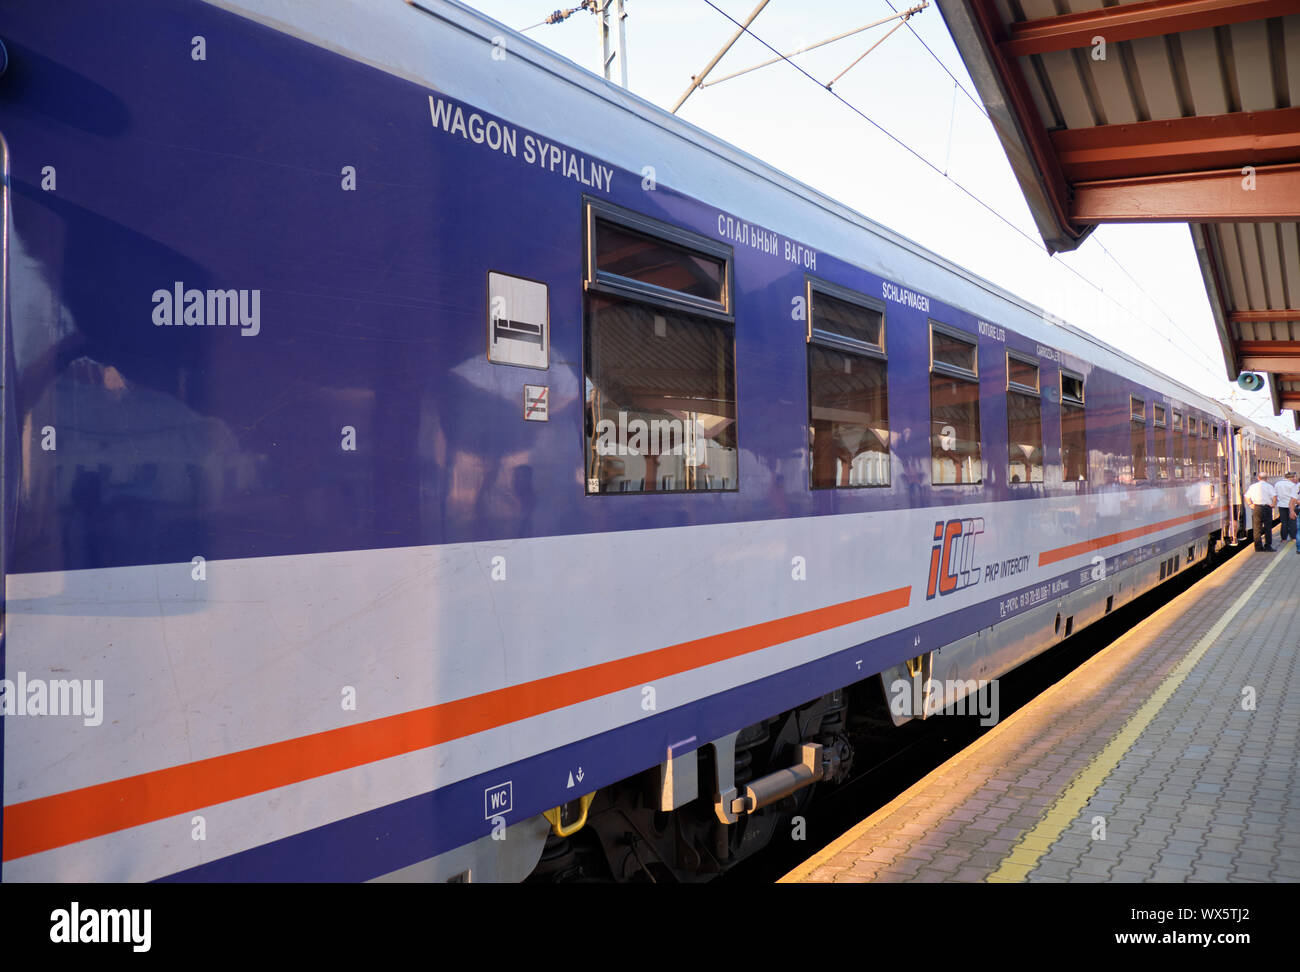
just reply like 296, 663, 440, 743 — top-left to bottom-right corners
806, 277, 886, 357
930, 321, 979, 382
805, 277, 891, 490
581, 199, 738, 496
1060, 369, 1087, 483
928, 321, 982, 486
1130, 396, 1148, 481
1005, 351, 1043, 485
584, 198, 733, 321
1061, 371, 1085, 408
1172, 411, 1184, 478
1006, 350, 1040, 395
1152, 404, 1168, 478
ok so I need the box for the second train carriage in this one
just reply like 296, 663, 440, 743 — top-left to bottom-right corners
1, 0, 1298, 883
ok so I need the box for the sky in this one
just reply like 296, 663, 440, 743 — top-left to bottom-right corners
469, 0, 1298, 439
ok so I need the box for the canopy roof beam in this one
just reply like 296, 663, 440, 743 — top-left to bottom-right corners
999, 0, 1298, 59
1072, 163, 1300, 222
1052, 108, 1300, 182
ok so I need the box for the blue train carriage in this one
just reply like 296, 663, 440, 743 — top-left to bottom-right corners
0, 0, 1272, 883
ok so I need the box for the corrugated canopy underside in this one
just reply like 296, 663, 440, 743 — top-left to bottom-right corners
936, 0, 1300, 423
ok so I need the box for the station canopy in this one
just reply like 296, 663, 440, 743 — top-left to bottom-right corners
936, 1, 1300, 422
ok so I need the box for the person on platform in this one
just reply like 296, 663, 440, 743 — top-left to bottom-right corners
1245, 471, 1277, 552
1292, 488, 1300, 556
1275, 471, 1299, 545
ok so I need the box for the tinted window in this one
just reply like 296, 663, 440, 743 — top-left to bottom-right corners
931, 328, 982, 486
1153, 405, 1168, 478
1006, 355, 1041, 484
933, 330, 977, 375
1172, 413, 1184, 478
809, 346, 889, 487
812, 290, 883, 349
585, 208, 735, 494
1061, 372, 1086, 482
585, 296, 736, 492
808, 287, 889, 488
1131, 398, 1147, 481
594, 221, 724, 303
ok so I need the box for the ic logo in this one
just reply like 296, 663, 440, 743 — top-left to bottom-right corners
925, 518, 985, 600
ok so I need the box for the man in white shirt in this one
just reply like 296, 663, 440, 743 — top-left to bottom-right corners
1244, 472, 1277, 551
1274, 472, 1298, 544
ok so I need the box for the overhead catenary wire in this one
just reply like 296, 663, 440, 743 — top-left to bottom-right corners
673, 0, 773, 113
825, 10, 917, 89
880, 0, 989, 120
700, 3, 927, 89
872, 2, 1243, 394
692, 0, 1047, 251
690, 0, 1232, 394
1089, 235, 1232, 384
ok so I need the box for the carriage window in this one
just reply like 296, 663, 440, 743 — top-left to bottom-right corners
1061, 371, 1086, 482
1131, 397, 1148, 481
931, 324, 981, 485
1172, 412, 1184, 479
593, 221, 725, 304
1152, 405, 1168, 478
1006, 353, 1042, 484
584, 202, 736, 494
807, 281, 889, 488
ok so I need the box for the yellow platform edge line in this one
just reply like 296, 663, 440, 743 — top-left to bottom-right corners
778, 546, 1273, 885
985, 549, 1287, 882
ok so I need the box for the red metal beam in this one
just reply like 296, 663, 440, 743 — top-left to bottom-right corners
1001, 0, 1296, 58
1071, 163, 1300, 222
1237, 341, 1300, 372
1052, 108, 1300, 182
1237, 342, 1300, 356
1229, 309, 1300, 324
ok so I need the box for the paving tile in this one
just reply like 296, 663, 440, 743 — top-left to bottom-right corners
790, 550, 1300, 886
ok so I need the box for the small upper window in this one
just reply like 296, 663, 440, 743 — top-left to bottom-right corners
1061, 374, 1084, 405
1007, 355, 1039, 392
933, 330, 978, 375
592, 221, 726, 306
810, 283, 883, 351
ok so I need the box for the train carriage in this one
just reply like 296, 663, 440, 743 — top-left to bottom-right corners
0, 0, 1293, 882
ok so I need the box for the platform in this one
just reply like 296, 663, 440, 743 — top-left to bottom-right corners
782, 540, 1300, 883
